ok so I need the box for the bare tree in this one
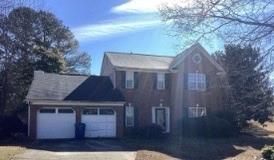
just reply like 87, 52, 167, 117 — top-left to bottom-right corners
160, 0, 274, 68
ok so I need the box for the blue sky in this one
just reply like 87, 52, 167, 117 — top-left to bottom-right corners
44, 0, 223, 75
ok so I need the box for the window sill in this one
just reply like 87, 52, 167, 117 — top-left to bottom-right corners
125, 87, 135, 90
187, 89, 207, 92
156, 88, 166, 90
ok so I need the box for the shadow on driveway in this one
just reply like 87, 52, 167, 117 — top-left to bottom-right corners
26, 138, 135, 152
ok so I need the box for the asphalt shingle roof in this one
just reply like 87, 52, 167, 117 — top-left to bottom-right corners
105, 52, 174, 71
26, 71, 124, 102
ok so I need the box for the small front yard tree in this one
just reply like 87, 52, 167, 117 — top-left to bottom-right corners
216, 44, 273, 129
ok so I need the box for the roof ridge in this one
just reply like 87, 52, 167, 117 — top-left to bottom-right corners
59, 73, 90, 77
42, 72, 89, 77
43, 72, 109, 78
105, 51, 175, 58
40, 72, 96, 77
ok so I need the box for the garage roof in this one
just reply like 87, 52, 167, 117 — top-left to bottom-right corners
26, 71, 124, 102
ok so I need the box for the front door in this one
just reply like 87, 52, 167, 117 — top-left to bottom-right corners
155, 108, 166, 130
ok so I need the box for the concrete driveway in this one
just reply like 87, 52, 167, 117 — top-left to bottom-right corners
13, 139, 136, 160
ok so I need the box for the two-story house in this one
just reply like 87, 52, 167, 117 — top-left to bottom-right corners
101, 43, 226, 134
26, 43, 226, 139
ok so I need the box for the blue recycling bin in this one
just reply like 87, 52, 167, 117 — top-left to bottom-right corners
75, 122, 85, 139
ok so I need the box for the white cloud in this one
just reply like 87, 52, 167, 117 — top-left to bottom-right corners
111, 0, 190, 14
72, 19, 162, 42
72, 0, 191, 42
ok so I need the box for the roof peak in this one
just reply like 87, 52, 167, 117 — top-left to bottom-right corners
105, 51, 175, 58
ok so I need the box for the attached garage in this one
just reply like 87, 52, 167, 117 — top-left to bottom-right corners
37, 107, 76, 139
26, 71, 125, 140
82, 108, 116, 138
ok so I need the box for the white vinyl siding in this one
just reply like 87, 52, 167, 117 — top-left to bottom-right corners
125, 106, 134, 127
188, 107, 207, 118
157, 73, 165, 90
126, 71, 134, 89
188, 73, 206, 91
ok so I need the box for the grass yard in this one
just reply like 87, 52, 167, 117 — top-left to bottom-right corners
125, 122, 274, 160
0, 146, 25, 160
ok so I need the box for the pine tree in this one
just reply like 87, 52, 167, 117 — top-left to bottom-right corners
0, 7, 91, 115
217, 44, 273, 129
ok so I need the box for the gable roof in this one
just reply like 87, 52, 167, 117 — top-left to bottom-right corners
104, 43, 225, 73
105, 52, 174, 71
26, 71, 124, 102
170, 43, 225, 72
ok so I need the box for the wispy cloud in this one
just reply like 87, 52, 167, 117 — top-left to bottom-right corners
111, 0, 190, 14
72, 0, 189, 42
72, 18, 162, 42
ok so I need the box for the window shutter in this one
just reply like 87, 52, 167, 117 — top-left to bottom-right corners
153, 73, 157, 89
121, 71, 126, 89
183, 107, 188, 118
165, 73, 170, 89
184, 73, 188, 90
134, 72, 138, 89
134, 107, 139, 127
206, 75, 209, 90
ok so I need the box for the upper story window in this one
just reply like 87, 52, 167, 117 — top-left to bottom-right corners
188, 73, 206, 91
126, 71, 134, 89
157, 73, 165, 90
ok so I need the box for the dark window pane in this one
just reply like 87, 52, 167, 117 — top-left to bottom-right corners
58, 108, 74, 113
99, 109, 114, 115
83, 109, 98, 115
40, 108, 55, 113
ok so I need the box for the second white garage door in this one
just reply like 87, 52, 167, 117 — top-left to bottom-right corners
81, 108, 116, 138
37, 107, 76, 139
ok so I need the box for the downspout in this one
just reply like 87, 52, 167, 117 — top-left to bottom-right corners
27, 101, 30, 137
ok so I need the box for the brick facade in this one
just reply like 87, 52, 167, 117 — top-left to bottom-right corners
116, 71, 171, 128
113, 49, 225, 134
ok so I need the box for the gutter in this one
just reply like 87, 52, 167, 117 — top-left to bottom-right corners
27, 100, 125, 106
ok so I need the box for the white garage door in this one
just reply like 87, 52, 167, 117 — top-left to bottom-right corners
37, 107, 76, 139
81, 108, 116, 138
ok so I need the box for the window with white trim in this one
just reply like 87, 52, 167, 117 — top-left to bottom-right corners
99, 108, 115, 115
39, 108, 55, 113
125, 106, 134, 127
188, 107, 207, 118
83, 108, 98, 115
157, 73, 165, 90
126, 71, 134, 89
188, 73, 206, 91
58, 108, 74, 113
